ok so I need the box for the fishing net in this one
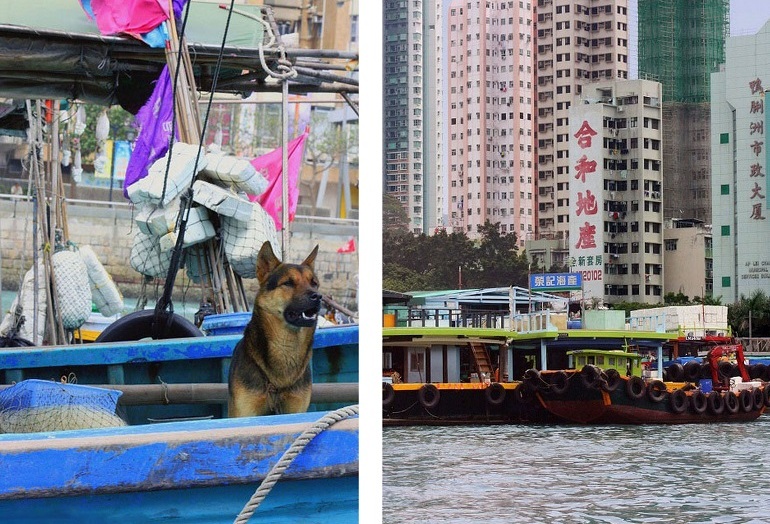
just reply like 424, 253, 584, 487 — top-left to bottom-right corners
0, 380, 126, 433
221, 203, 280, 279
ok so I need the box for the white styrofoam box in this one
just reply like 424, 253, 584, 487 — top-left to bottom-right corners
192, 180, 253, 222
221, 202, 280, 279
158, 207, 215, 252
128, 142, 207, 206
200, 153, 268, 196
130, 230, 172, 278
135, 202, 180, 237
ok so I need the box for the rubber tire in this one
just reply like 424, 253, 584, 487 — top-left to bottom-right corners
683, 361, 701, 382
95, 309, 202, 342
485, 382, 506, 406
707, 390, 725, 415
690, 390, 707, 414
750, 363, 766, 380
549, 371, 569, 395
725, 391, 739, 414
580, 365, 601, 390
669, 389, 687, 414
625, 376, 646, 400
666, 363, 684, 382
0, 335, 35, 347
522, 368, 541, 391
515, 384, 536, 404
718, 361, 733, 381
647, 380, 666, 403
602, 369, 622, 392
383, 382, 395, 408
752, 388, 764, 411
418, 384, 441, 409
764, 386, 770, 408
739, 389, 753, 413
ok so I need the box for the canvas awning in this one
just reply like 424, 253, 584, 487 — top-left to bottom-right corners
0, 0, 358, 113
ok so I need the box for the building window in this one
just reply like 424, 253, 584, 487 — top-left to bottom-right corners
722, 276, 731, 288
720, 133, 729, 144
721, 225, 730, 236
665, 239, 677, 251
721, 184, 730, 195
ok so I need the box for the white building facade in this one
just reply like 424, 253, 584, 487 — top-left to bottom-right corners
711, 22, 770, 304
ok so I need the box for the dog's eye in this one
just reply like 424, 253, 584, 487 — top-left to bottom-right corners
281, 280, 294, 288
311, 279, 319, 288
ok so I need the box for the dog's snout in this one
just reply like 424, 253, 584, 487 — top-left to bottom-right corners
309, 291, 322, 302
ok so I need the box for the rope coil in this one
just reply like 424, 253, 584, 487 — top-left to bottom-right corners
233, 405, 359, 523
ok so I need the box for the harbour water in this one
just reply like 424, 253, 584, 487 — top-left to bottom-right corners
383, 418, 770, 523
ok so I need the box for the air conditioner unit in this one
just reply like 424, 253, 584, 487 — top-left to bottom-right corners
617, 106, 624, 112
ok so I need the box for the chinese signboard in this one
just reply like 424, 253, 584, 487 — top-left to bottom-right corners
569, 107, 604, 301
530, 272, 582, 292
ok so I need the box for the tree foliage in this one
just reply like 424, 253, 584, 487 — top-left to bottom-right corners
382, 221, 530, 292
728, 290, 770, 337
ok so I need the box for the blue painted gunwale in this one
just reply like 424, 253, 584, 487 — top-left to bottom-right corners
0, 324, 359, 370
0, 411, 358, 500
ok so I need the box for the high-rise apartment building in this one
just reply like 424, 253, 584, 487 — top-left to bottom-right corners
444, 0, 536, 244
384, 0, 426, 234
638, 0, 729, 224
566, 79, 665, 305
535, 0, 629, 260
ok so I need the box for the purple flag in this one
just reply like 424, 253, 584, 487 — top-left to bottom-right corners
123, 66, 177, 198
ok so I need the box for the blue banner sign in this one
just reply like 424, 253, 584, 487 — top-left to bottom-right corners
530, 272, 582, 292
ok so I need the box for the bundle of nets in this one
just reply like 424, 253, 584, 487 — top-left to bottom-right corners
0, 380, 126, 433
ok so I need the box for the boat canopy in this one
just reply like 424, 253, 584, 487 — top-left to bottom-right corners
0, 0, 356, 113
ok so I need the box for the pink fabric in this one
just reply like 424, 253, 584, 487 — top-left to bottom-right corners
83, 0, 170, 37
337, 238, 356, 253
248, 131, 309, 230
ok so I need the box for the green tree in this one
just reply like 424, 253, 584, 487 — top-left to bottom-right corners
664, 291, 690, 305
383, 193, 409, 232
728, 290, 770, 337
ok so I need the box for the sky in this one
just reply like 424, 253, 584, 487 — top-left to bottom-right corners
731, 0, 770, 35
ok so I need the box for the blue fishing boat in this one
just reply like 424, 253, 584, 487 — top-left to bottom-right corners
0, 324, 359, 523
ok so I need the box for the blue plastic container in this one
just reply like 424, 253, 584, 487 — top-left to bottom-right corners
699, 379, 713, 393
200, 312, 252, 336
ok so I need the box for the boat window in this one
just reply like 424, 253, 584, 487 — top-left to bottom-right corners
409, 352, 424, 372
588, 356, 595, 365
609, 357, 616, 366
597, 356, 604, 365
577, 356, 585, 366
383, 352, 393, 368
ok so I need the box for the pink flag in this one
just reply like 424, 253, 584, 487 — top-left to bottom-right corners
337, 237, 356, 254
248, 131, 309, 230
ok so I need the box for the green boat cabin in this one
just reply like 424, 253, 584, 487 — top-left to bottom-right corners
567, 349, 643, 377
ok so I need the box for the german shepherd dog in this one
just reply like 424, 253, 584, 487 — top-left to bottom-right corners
228, 241, 321, 417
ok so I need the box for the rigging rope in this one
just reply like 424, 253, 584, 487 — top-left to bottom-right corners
233, 404, 359, 524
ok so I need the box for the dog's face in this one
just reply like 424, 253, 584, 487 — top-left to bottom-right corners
256, 242, 321, 328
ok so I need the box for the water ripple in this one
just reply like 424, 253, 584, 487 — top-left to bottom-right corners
383, 418, 770, 523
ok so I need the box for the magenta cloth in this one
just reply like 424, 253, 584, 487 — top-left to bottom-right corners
79, 0, 186, 38
248, 132, 309, 230
123, 66, 177, 198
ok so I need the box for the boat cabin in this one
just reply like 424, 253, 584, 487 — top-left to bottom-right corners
567, 349, 643, 377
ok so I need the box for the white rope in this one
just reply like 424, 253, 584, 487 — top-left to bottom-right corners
233, 404, 359, 524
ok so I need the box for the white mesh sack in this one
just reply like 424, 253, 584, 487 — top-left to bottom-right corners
52, 250, 92, 330
192, 180, 253, 222
158, 206, 216, 252
130, 230, 172, 278
221, 202, 280, 279
78, 245, 124, 317
183, 245, 207, 284
135, 201, 180, 237
200, 153, 268, 195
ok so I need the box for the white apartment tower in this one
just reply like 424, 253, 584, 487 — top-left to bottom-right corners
384, 0, 425, 234
445, 1, 536, 244
535, 0, 629, 260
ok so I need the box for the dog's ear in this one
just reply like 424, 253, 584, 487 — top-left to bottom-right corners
302, 245, 319, 269
256, 241, 281, 284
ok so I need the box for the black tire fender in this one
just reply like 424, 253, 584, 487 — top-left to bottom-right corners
690, 390, 707, 414
752, 387, 764, 411
418, 383, 441, 409
383, 382, 395, 408
485, 382, 506, 406
625, 376, 646, 400
549, 371, 569, 395
669, 389, 687, 414
666, 363, 684, 382
683, 361, 701, 382
647, 380, 667, 403
580, 365, 601, 390
95, 309, 202, 342
707, 390, 725, 415
602, 369, 621, 392
739, 389, 753, 413
725, 391, 739, 414
764, 386, 770, 408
